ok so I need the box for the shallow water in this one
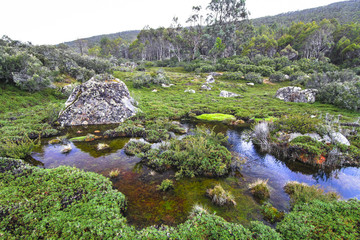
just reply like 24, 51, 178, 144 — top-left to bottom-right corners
31, 122, 360, 228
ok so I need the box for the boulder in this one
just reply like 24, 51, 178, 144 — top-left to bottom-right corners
206, 75, 215, 84
275, 86, 318, 103
58, 74, 137, 126
219, 90, 241, 98
246, 82, 254, 86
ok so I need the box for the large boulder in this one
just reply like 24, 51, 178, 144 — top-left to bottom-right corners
275, 86, 318, 103
58, 74, 137, 126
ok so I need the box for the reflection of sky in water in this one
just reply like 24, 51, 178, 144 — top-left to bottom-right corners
32, 124, 360, 219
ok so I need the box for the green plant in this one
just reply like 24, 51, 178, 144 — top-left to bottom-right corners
261, 202, 284, 223
124, 140, 151, 156
269, 72, 287, 82
156, 179, 174, 191
248, 179, 270, 201
206, 184, 236, 206
109, 169, 120, 178
272, 115, 321, 134
244, 72, 263, 84
1, 133, 39, 159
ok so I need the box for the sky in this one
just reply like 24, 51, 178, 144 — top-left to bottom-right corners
1, 0, 343, 45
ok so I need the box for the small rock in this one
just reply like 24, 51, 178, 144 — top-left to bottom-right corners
210, 72, 222, 77
61, 144, 72, 153
77, 130, 82, 134
185, 89, 196, 93
49, 138, 61, 144
246, 82, 254, 86
201, 84, 212, 91
94, 130, 101, 133
97, 143, 110, 151
161, 84, 174, 88
206, 75, 215, 84
284, 75, 290, 80
330, 132, 350, 146
152, 89, 158, 92
219, 90, 241, 98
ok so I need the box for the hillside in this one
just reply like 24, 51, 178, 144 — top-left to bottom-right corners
62, 30, 140, 49
252, 0, 360, 26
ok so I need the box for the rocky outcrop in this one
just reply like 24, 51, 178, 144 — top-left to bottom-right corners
275, 86, 318, 103
219, 90, 241, 98
58, 74, 137, 126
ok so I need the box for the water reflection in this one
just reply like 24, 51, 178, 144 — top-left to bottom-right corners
30, 122, 360, 227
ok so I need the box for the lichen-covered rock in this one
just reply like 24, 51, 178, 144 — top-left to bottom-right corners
185, 89, 196, 93
201, 84, 212, 91
219, 90, 241, 98
275, 86, 318, 103
329, 132, 350, 146
58, 74, 137, 126
206, 75, 215, 84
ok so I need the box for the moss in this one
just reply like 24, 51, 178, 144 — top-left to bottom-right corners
248, 179, 270, 201
124, 140, 151, 156
157, 179, 174, 191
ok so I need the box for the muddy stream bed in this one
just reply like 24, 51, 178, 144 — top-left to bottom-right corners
30, 122, 360, 229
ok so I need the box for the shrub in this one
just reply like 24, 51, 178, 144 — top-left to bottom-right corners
124, 140, 151, 156
222, 71, 243, 80
140, 127, 232, 178
244, 72, 263, 84
261, 203, 284, 223
199, 64, 216, 73
272, 115, 321, 134
284, 181, 340, 207
278, 199, 360, 240
289, 71, 308, 84
269, 72, 286, 82
157, 179, 174, 191
206, 184, 236, 206
290, 136, 330, 157
1, 134, 39, 159
248, 179, 270, 201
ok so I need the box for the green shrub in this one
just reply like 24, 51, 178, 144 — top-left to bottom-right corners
261, 203, 285, 223
199, 64, 216, 73
222, 71, 244, 80
290, 136, 330, 157
244, 72, 263, 84
140, 127, 232, 178
277, 199, 360, 239
272, 115, 321, 134
156, 179, 174, 191
269, 72, 287, 82
1, 134, 39, 159
284, 181, 340, 207
124, 140, 151, 156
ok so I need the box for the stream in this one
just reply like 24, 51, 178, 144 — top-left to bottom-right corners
30, 122, 360, 228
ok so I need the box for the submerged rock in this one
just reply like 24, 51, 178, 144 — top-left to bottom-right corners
58, 74, 137, 126
97, 143, 110, 151
275, 86, 318, 103
61, 144, 72, 153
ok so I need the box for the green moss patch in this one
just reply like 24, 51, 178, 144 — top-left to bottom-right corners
196, 113, 236, 122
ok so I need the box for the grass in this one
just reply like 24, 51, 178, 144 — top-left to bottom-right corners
248, 179, 270, 201
113, 69, 359, 123
196, 113, 236, 122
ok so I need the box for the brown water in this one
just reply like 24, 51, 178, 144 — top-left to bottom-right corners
31, 122, 360, 228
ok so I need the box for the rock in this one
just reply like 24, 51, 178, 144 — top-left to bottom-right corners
219, 90, 241, 98
275, 86, 318, 103
246, 82, 254, 86
288, 133, 303, 142
161, 83, 174, 88
185, 89, 196, 93
58, 74, 137, 126
206, 75, 215, 84
284, 75, 290, 80
330, 132, 350, 146
61, 144, 72, 153
94, 130, 101, 133
152, 89, 158, 92
201, 84, 212, 91
49, 138, 61, 144
97, 143, 110, 151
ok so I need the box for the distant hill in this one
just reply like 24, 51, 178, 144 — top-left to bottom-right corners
62, 30, 140, 49
252, 0, 360, 26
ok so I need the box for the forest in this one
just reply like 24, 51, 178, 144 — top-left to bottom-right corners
1, 0, 360, 239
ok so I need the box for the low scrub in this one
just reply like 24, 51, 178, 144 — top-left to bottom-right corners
248, 179, 270, 201
157, 179, 174, 191
124, 140, 151, 156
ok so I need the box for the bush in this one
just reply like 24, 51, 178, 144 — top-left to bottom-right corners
199, 64, 216, 73
222, 71, 244, 80
272, 115, 321, 134
132, 71, 170, 88
289, 71, 308, 84
124, 140, 151, 156
1, 134, 39, 159
269, 72, 287, 82
245, 72, 263, 84
140, 127, 232, 178
157, 179, 174, 191
261, 203, 284, 223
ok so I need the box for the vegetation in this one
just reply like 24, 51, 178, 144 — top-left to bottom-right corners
139, 127, 232, 178
109, 169, 120, 178
124, 140, 151, 156
157, 179, 174, 192
248, 179, 270, 201
206, 184, 236, 206
195, 113, 236, 122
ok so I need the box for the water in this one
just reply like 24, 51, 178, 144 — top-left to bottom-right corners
31, 122, 360, 228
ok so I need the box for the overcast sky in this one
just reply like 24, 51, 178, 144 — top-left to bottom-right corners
1, 0, 342, 45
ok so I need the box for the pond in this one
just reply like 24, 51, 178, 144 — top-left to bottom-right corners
30, 122, 360, 228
